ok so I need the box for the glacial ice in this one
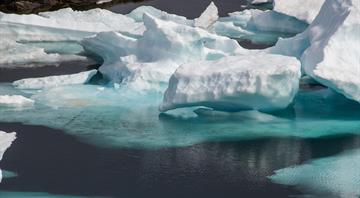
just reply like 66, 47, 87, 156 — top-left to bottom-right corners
160, 53, 301, 112
13, 70, 97, 90
0, 131, 16, 183
194, 2, 219, 29
213, 9, 308, 44
82, 14, 244, 89
273, 0, 325, 23
0, 38, 86, 66
271, 0, 360, 103
0, 131, 16, 161
0, 95, 34, 107
270, 149, 360, 198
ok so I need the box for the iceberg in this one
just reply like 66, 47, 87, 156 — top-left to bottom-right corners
0, 95, 34, 107
160, 53, 301, 112
270, 149, 360, 198
271, 0, 360, 103
13, 70, 97, 89
82, 14, 244, 90
273, 0, 325, 23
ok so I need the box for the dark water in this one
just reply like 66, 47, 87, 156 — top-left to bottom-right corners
109, 0, 250, 18
1, 122, 359, 198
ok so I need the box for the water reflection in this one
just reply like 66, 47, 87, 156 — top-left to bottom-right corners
1, 122, 359, 197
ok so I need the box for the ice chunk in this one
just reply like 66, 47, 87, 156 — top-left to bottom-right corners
82, 14, 244, 90
0, 131, 16, 161
0, 95, 34, 107
270, 149, 360, 198
160, 53, 301, 112
213, 9, 308, 44
127, 6, 191, 26
271, 0, 360, 103
0, 38, 86, 66
0, 8, 140, 42
273, 0, 325, 23
194, 2, 219, 29
13, 70, 97, 89
0, 131, 16, 183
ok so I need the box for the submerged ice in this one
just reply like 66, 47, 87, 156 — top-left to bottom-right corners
270, 149, 360, 198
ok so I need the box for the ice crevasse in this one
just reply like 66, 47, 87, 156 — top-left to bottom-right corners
271, 0, 360, 103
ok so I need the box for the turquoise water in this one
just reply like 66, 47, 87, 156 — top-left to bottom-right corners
1, 83, 360, 149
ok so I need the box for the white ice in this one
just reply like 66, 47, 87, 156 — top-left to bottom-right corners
271, 0, 360, 103
273, 0, 325, 23
82, 14, 244, 91
13, 70, 97, 89
270, 149, 360, 198
213, 9, 308, 44
0, 131, 16, 183
0, 95, 34, 107
160, 53, 301, 112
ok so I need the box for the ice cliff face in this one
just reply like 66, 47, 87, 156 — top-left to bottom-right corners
271, 0, 360, 103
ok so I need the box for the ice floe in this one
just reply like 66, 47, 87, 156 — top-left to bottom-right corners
271, 0, 360, 103
270, 149, 360, 198
13, 70, 97, 89
82, 13, 244, 90
0, 95, 34, 107
213, 9, 308, 44
0, 131, 16, 183
160, 53, 301, 112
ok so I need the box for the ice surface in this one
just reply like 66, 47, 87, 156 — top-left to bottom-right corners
213, 9, 308, 44
0, 38, 86, 66
273, 0, 325, 23
82, 14, 244, 90
271, 0, 360, 103
0, 95, 34, 107
194, 2, 219, 29
160, 53, 301, 112
270, 149, 360, 198
13, 70, 97, 90
0, 131, 16, 161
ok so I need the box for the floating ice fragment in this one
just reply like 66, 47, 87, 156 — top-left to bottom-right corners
13, 70, 97, 90
0, 95, 34, 107
160, 53, 301, 112
270, 149, 360, 198
0, 131, 16, 161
